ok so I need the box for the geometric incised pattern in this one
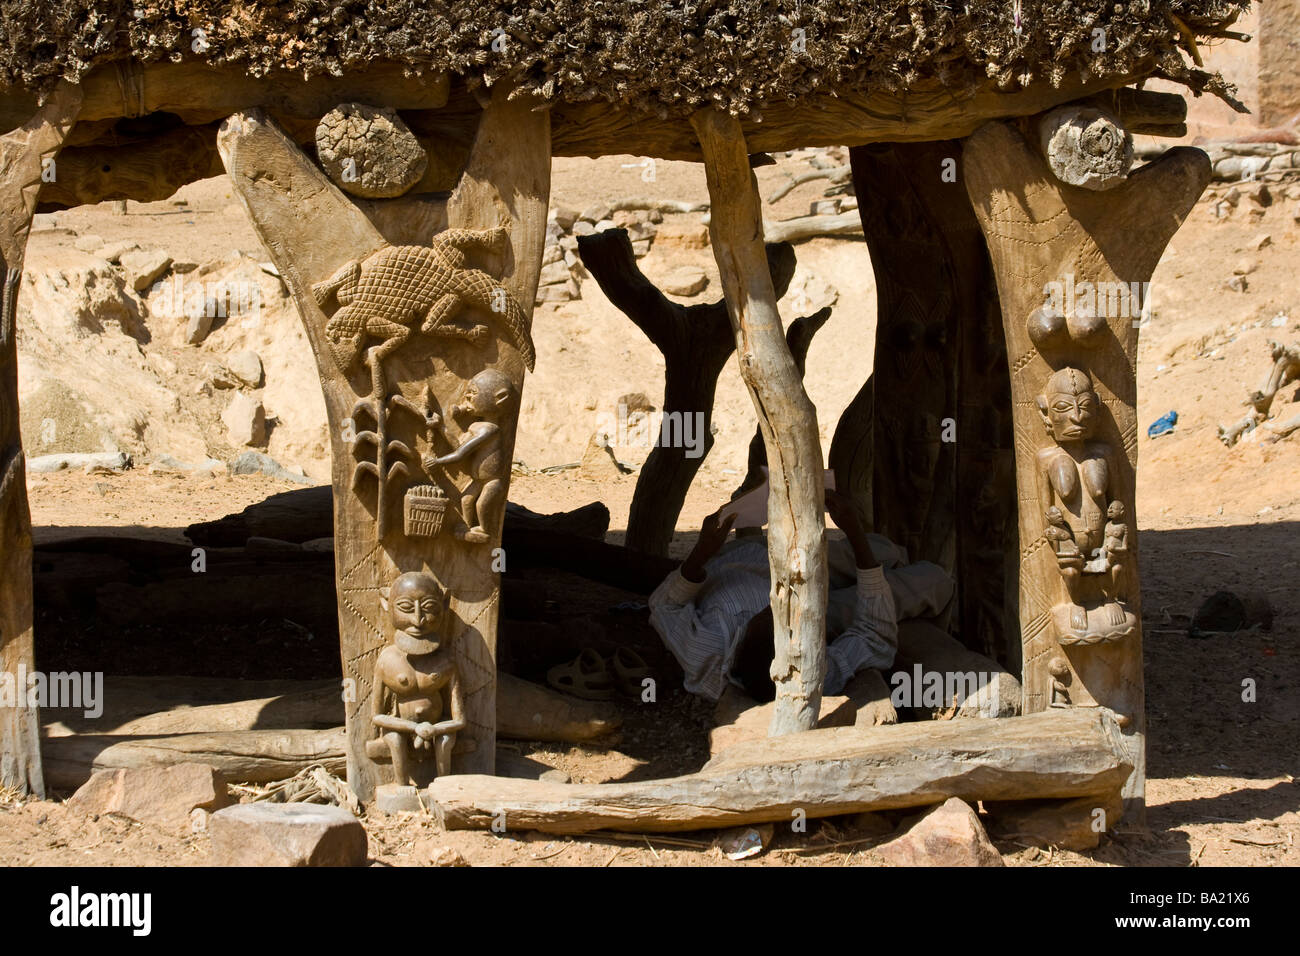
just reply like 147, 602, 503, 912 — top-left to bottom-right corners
965, 120, 1211, 816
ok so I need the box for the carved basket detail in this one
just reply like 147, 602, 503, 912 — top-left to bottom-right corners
404, 484, 450, 538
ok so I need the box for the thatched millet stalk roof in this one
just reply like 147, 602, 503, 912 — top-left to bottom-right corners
0, 1, 1251, 115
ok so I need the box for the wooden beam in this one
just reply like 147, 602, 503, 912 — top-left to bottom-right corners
848, 140, 1017, 663
38, 124, 223, 209
963, 121, 1211, 820
430, 708, 1133, 834
0, 81, 82, 797
42, 672, 618, 746
0, 62, 450, 132
41, 728, 348, 790
5, 65, 1167, 208
690, 108, 828, 736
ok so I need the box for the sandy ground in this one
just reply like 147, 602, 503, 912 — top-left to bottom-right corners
2, 148, 1298, 867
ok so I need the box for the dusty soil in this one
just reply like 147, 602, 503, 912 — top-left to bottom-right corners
2, 146, 1297, 867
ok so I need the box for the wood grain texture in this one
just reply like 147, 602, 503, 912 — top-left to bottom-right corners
0, 81, 81, 797
217, 95, 550, 801
41, 728, 348, 790
849, 141, 1016, 662
431, 708, 1133, 834
963, 121, 1210, 818
691, 108, 828, 736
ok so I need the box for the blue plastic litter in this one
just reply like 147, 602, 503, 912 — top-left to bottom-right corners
1147, 410, 1178, 438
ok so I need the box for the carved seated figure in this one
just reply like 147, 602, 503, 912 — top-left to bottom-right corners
1035, 366, 1136, 645
369, 571, 465, 787
422, 368, 518, 544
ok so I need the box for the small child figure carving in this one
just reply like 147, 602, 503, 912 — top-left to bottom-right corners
371, 571, 465, 785
1045, 506, 1086, 632
422, 368, 518, 544
1048, 656, 1073, 708
1102, 500, 1129, 600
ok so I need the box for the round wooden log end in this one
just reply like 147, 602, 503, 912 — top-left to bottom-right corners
315, 102, 428, 199
1039, 106, 1134, 191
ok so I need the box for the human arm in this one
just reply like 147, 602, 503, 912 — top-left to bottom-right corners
432, 671, 467, 737
680, 509, 737, 582
423, 424, 497, 470
823, 565, 898, 695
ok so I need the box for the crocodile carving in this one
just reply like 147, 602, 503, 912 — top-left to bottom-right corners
311, 226, 536, 394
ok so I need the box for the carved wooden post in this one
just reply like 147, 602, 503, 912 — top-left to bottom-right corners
846, 140, 1016, 662
0, 82, 81, 796
218, 89, 549, 802
963, 119, 1210, 819
691, 109, 828, 735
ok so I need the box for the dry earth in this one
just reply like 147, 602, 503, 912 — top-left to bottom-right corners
1, 147, 1296, 867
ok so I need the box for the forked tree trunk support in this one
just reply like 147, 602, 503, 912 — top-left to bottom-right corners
963, 119, 1210, 821
576, 229, 797, 556
691, 108, 828, 736
0, 81, 82, 797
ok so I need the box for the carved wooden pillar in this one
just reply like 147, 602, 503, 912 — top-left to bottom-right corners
218, 89, 549, 802
963, 120, 1210, 818
0, 83, 81, 797
847, 141, 1016, 661
691, 109, 828, 735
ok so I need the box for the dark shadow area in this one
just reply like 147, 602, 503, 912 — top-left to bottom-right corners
31, 512, 1298, 802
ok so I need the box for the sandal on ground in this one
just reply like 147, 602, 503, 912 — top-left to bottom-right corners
609, 648, 653, 697
546, 648, 615, 701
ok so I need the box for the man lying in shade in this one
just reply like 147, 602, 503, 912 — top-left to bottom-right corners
648, 489, 953, 703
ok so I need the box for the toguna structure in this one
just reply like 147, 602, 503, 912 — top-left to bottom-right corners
0, 2, 1247, 828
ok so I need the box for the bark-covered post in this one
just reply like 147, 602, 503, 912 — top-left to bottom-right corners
690, 108, 828, 736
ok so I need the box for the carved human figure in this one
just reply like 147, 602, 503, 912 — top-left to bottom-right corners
1035, 366, 1132, 641
422, 368, 518, 544
371, 571, 465, 785
1048, 656, 1073, 708
1036, 366, 1110, 554
1103, 500, 1129, 599
1044, 505, 1085, 631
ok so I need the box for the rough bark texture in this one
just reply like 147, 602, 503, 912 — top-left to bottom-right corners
431, 708, 1133, 834
963, 120, 1211, 818
691, 107, 828, 736
733, 306, 832, 499
0, 81, 81, 797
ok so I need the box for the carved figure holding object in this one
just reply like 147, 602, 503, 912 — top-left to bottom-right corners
1036, 366, 1111, 557
311, 227, 536, 396
422, 369, 518, 544
370, 572, 465, 785
1035, 366, 1135, 644
1044, 505, 1086, 632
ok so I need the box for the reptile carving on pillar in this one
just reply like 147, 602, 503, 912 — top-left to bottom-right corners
312, 226, 537, 397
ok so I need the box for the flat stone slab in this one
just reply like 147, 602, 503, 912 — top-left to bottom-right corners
209, 803, 368, 867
